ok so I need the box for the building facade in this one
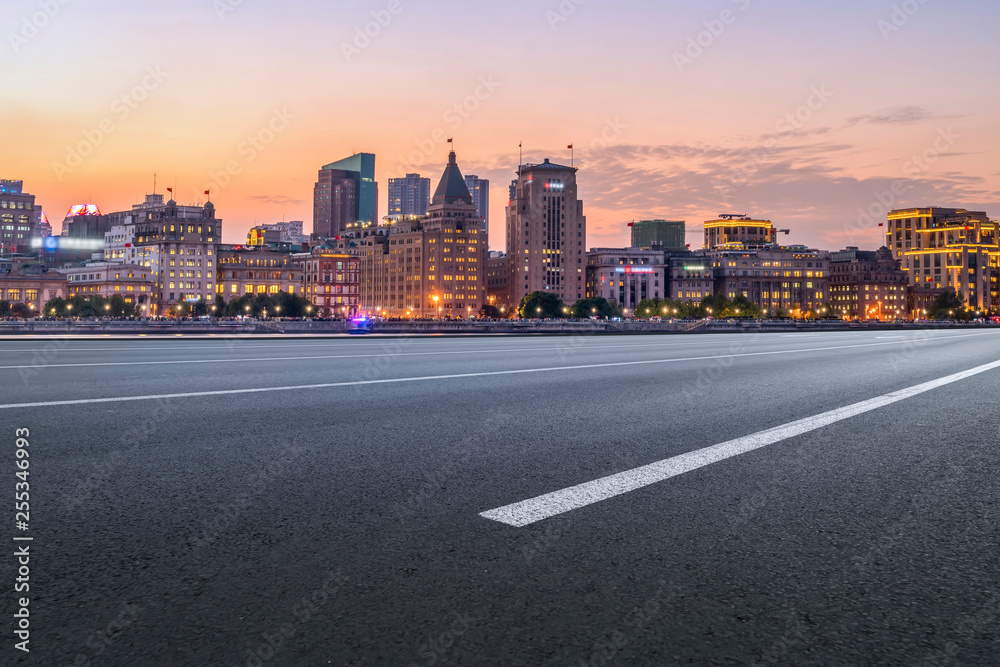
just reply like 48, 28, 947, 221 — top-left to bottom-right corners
0, 272, 66, 313
669, 255, 715, 302
704, 215, 780, 249
313, 153, 378, 239
464, 174, 490, 233
387, 174, 431, 218
829, 246, 909, 320
631, 219, 686, 251
506, 159, 587, 307
886, 207, 1000, 312
331, 152, 486, 318
585, 248, 666, 313
709, 245, 830, 316
130, 199, 222, 314
291, 248, 361, 318
247, 221, 305, 246
58, 263, 156, 309
0, 181, 37, 254
216, 247, 302, 300
486, 252, 510, 311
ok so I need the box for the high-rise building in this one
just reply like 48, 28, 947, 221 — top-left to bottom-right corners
330, 151, 486, 318
704, 215, 780, 249
387, 174, 431, 217
505, 159, 587, 306
313, 153, 377, 239
631, 219, 686, 251
464, 174, 489, 233
0, 180, 36, 254
885, 207, 1000, 312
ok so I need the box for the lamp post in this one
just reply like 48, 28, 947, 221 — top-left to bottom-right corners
432, 295, 440, 320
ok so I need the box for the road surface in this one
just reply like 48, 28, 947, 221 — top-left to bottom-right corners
4, 330, 1000, 665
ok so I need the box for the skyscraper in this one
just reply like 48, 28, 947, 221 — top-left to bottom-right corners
313, 153, 377, 239
0, 180, 36, 254
387, 173, 431, 217
505, 158, 587, 306
464, 174, 490, 233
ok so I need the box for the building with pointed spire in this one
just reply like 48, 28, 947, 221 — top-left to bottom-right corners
328, 151, 485, 317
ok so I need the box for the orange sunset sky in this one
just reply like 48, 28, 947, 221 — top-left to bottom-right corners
4, 0, 999, 251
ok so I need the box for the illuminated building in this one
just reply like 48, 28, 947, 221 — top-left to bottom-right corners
330, 151, 485, 318
217, 246, 302, 302
0, 181, 37, 254
669, 256, 715, 302
313, 153, 378, 239
388, 174, 431, 217
290, 247, 360, 318
506, 158, 587, 307
708, 245, 830, 316
0, 261, 66, 312
585, 248, 666, 312
247, 221, 305, 246
632, 220, 686, 251
130, 197, 221, 313
61, 204, 105, 240
703, 215, 780, 250
486, 252, 510, 311
34, 211, 52, 238
104, 225, 133, 263
58, 263, 156, 308
464, 174, 490, 233
886, 207, 999, 312
829, 246, 909, 320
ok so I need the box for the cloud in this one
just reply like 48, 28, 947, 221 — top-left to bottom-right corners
247, 195, 305, 206
845, 106, 935, 127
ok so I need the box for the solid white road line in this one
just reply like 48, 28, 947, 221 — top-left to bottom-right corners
479, 357, 1000, 527
1, 332, 996, 410
1, 331, 989, 370
0, 338, 805, 369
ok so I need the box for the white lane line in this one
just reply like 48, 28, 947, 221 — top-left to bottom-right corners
1, 332, 995, 409
480, 357, 1000, 528
0, 339, 786, 369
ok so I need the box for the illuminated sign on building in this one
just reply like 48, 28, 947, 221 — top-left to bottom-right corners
66, 204, 101, 217
31, 237, 104, 251
614, 266, 656, 274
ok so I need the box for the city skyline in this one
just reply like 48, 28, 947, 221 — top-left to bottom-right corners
5, 0, 999, 252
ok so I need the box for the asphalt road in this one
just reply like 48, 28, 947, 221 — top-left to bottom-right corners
3, 330, 1000, 666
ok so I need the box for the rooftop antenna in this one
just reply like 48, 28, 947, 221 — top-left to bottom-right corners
518, 141, 523, 175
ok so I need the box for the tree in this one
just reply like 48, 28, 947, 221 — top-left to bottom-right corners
635, 298, 661, 319
0, 300, 10, 317
479, 304, 501, 319
11, 303, 32, 319
930, 289, 967, 320
108, 295, 135, 318
43, 297, 66, 317
214, 295, 227, 316
571, 297, 620, 319
519, 291, 564, 319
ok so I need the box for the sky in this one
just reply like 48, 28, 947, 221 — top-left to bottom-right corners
3, 0, 999, 251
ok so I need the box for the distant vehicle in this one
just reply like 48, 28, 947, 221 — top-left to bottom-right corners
349, 316, 374, 334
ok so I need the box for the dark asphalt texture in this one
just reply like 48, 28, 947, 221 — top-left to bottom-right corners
3, 330, 1000, 666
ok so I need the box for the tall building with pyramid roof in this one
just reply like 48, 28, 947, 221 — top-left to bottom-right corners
330, 151, 486, 318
